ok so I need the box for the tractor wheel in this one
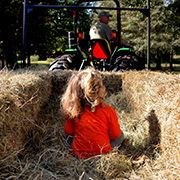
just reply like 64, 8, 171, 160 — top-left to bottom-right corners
49, 54, 78, 71
112, 56, 133, 71
112, 55, 145, 71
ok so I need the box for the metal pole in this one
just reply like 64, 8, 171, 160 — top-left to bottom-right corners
27, 5, 149, 12
116, 2, 121, 46
73, 10, 78, 45
147, 0, 150, 69
22, 0, 27, 67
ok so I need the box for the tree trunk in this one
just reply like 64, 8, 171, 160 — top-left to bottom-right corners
2, 14, 18, 69
169, 51, 173, 71
3, 39, 18, 69
156, 50, 162, 70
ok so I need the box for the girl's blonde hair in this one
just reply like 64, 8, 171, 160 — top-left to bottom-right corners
61, 68, 106, 119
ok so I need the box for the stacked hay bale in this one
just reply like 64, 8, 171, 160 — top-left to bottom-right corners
0, 71, 52, 160
122, 71, 180, 178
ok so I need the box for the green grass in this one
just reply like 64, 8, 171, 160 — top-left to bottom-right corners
31, 61, 50, 65
17, 57, 180, 73
18, 58, 54, 65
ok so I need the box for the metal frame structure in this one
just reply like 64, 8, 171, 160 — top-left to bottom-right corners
23, 0, 150, 69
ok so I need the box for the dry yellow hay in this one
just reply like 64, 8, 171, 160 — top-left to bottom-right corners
0, 70, 52, 160
0, 69, 179, 179
122, 71, 180, 178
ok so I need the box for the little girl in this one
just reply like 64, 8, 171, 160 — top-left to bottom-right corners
61, 68, 124, 159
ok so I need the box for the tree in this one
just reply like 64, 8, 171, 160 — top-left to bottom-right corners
121, 0, 180, 69
167, 0, 180, 54
0, 0, 92, 68
0, 0, 22, 69
26, 0, 92, 61
94, 0, 180, 69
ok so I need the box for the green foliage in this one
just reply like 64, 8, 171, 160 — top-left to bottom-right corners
94, 0, 180, 65
0, 0, 179, 68
30, 55, 39, 61
26, 0, 92, 58
167, 0, 180, 53
0, 0, 92, 67
0, 0, 22, 68
121, 0, 180, 63
26, 0, 73, 59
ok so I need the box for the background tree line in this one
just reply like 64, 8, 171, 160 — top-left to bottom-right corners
0, 0, 179, 69
100, 0, 180, 69
0, 0, 92, 68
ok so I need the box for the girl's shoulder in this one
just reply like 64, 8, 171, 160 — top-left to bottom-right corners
101, 102, 116, 111
97, 102, 117, 119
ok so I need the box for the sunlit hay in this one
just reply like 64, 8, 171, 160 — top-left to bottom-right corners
0, 145, 105, 179
122, 71, 180, 150
0, 70, 52, 160
134, 145, 180, 179
0, 69, 180, 179
122, 71, 180, 178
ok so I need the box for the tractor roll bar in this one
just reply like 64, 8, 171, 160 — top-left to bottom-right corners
23, 0, 150, 69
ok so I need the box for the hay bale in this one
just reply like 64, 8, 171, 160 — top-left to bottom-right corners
41, 70, 122, 125
122, 71, 180, 178
48, 70, 122, 96
0, 71, 52, 160
101, 71, 122, 95
34, 70, 123, 145
122, 71, 180, 149
0, 69, 124, 179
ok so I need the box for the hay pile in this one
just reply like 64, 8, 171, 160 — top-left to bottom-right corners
0, 70, 53, 160
0, 69, 179, 179
122, 71, 180, 178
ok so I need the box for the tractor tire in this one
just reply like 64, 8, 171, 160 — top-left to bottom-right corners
112, 55, 145, 71
49, 54, 77, 71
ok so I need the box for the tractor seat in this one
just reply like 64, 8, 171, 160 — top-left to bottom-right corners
90, 39, 111, 60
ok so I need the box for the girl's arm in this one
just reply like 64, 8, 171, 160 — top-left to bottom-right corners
64, 119, 75, 147
107, 106, 124, 147
110, 132, 124, 148
64, 119, 74, 135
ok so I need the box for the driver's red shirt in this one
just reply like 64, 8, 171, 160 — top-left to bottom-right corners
64, 103, 122, 159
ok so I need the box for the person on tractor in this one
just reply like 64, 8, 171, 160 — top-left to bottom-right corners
89, 11, 131, 48
89, 11, 112, 41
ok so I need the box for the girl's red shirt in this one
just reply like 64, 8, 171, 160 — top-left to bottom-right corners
64, 103, 122, 159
